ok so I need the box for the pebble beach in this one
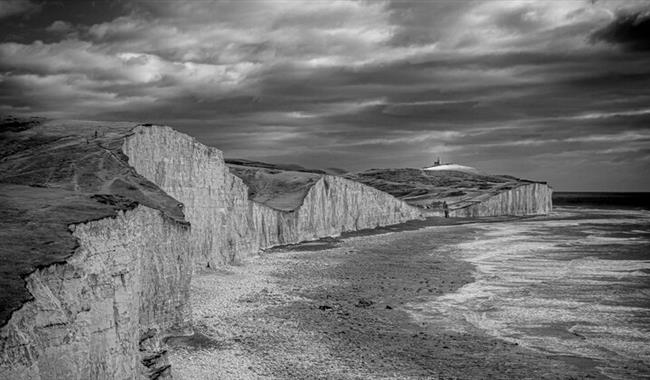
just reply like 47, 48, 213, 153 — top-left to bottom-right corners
169, 219, 606, 379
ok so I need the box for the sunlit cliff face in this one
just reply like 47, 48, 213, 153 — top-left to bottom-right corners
1, 0, 649, 190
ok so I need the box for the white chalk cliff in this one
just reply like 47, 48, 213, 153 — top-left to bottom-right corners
0, 122, 424, 379
0, 122, 552, 379
123, 125, 424, 267
345, 167, 553, 217
449, 182, 552, 217
0, 207, 191, 379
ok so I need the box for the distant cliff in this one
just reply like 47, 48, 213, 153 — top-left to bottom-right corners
123, 125, 423, 267
449, 182, 552, 217
346, 168, 552, 217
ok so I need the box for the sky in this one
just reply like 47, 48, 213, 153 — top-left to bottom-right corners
1, 0, 649, 191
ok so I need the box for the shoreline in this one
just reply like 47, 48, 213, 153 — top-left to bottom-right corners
169, 217, 605, 379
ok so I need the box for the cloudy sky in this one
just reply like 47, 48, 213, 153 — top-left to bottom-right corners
1, 0, 649, 191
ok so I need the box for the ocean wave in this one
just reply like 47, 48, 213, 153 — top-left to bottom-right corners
410, 208, 650, 379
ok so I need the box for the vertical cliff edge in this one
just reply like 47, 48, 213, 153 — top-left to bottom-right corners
1, 120, 424, 379
0, 120, 192, 379
123, 125, 424, 267
0, 207, 191, 379
345, 168, 552, 217
449, 182, 552, 217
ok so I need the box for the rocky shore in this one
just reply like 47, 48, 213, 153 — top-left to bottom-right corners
169, 221, 603, 379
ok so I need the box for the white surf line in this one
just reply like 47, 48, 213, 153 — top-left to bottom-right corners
405, 213, 650, 379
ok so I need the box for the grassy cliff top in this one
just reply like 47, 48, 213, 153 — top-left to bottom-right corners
0, 117, 186, 326
225, 158, 327, 175
227, 159, 548, 213
227, 163, 323, 211
345, 168, 546, 210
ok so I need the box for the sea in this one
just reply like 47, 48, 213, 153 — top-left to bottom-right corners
408, 192, 650, 379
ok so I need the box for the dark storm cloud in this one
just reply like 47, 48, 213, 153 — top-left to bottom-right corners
591, 11, 650, 51
1, 0, 650, 190
0, 0, 39, 19
0, 0, 127, 43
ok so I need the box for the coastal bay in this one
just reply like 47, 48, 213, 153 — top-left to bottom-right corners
169, 217, 608, 379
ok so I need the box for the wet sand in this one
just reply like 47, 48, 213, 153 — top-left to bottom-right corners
169, 219, 605, 379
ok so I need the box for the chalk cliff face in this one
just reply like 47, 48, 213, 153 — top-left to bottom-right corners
122, 125, 240, 266
345, 168, 553, 217
1, 120, 423, 380
1, 119, 549, 379
239, 175, 424, 255
0, 207, 191, 380
123, 125, 423, 267
0, 119, 192, 380
450, 183, 552, 217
